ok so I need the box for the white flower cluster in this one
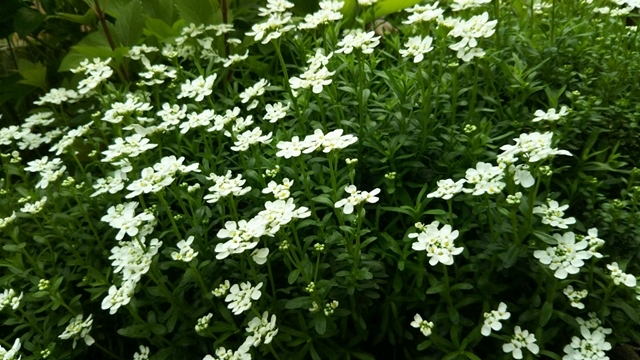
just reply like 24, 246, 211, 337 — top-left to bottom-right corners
503, 326, 539, 359
58, 314, 95, 349
334, 185, 381, 214
246, 0, 295, 44
180, 109, 216, 134
0, 338, 21, 360
127, 44, 158, 60
499, 131, 572, 163
447, 12, 497, 62
178, 74, 217, 102
533, 232, 592, 279
204, 170, 252, 203
563, 318, 612, 360
481, 302, 510, 336
336, 29, 380, 55
607, 262, 637, 287
215, 198, 310, 259
463, 162, 505, 195
139, 56, 177, 86
203, 346, 250, 360
427, 178, 466, 200
0, 211, 17, 229
102, 95, 153, 124
251, 248, 270, 265
403, 2, 444, 26
290, 49, 335, 95
298, 0, 344, 30
195, 313, 214, 332
157, 103, 188, 132
263, 102, 289, 123
451, 0, 492, 11
410, 221, 463, 266
171, 236, 198, 262
126, 155, 199, 198
239, 79, 269, 109
24, 156, 66, 189
532, 106, 569, 122
262, 178, 294, 200
133, 345, 151, 360
0, 288, 23, 311
101, 202, 156, 241
34, 87, 79, 106
583, 228, 605, 258
239, 311, 279, 352
102, 238, 163, 314
102, 133, 158, 163
212, 280, 231, 298
50, 121, 93, 155
410, 314, 434, 337
70, 57, 114, 94
20, 196, 47, 214
224, 281, 263, 315
563, 285, 588, 309
230, 127, 273, 152
533, 199, 577, 229
400, 35, 435, 63
276, 129, 358, 158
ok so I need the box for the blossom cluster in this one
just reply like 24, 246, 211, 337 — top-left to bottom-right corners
533, 232, 592, 279
275, 129, 358, 158
410, 221, 463, 266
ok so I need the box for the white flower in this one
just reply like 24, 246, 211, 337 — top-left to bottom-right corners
263, 102, 289, 122
203, 346, 251, 360
481, 302, 510, 336
171, 236, 198, 262
109, 238, 162, 283
563, 325, 612, 360
251, 248, 270, 265
0, 212, 17, 229
177, 74, 217, 102
463, 162, 505, 196
239, 311, 279, 352
34, 88, 79, 106
59, 314, 95, 349
427, 178, 466, 200
502, 326, 539, 359
533, 232, 592, 279
403, 2, 444, 25
584, 228, 605, 258
533, 199, 576, 229
400, 36, 435, 63
298, 0, 344, 29
212, 280, 231, 298
0, 289, 23, 311
607, 262, 637, 287
447, 12, 496, 62
0, 338, 21, 360
133, 345, 150, 360
224, 282, 263, 315
532, 106, 569, 122
239, 79, 269, 104
20, 196, 47, 214
335, 185, 381, 214
411, 221, 463, 266
195, 313, 214, 332
563, 285, 588, 309
336, 29, 380, 55
101, 280, 136, 315
451, 0, 491, 11
499, 131, 572, 163
410, 314, 434, 337
204, 170, 252, 204
246, 12, 295, 44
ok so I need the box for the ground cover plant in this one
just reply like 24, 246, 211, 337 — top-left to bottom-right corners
2, 0, 640, 359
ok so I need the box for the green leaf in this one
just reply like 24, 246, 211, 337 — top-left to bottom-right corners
426, 284, 445, 294
450, 283, 473, 291
312, 194, 334, 207
117, 324, 151, 338
141, 0, 175, 23
417, 340, 431, 351
350, 352, 376, 360
53, 9, 98, 25
144, 18, 179, 40
533, 230, 558, 245
13, 7, 46, 38
314, 317, 326, 335
17, 59, 47, 90
174, 0, 220, 26
371, 0, 422, 20
285, 296, 312, 310
539, 301, 553, 327
288, 269, 300, 285
611, 298, 640, 325
113, 0, 144, 47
